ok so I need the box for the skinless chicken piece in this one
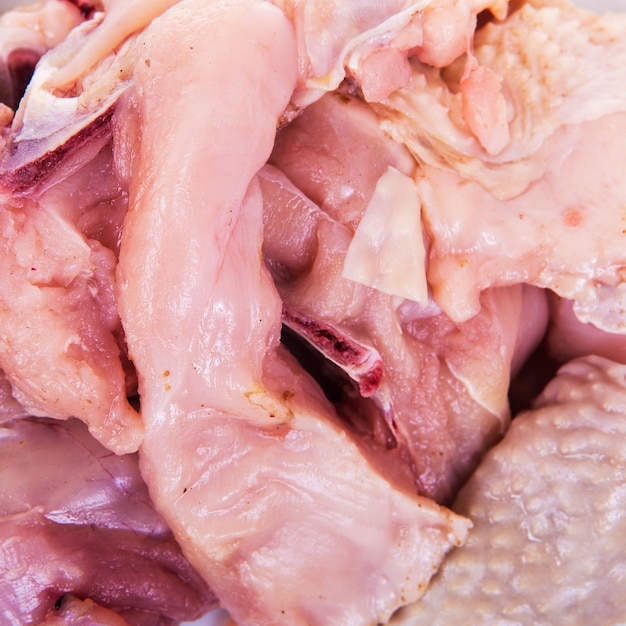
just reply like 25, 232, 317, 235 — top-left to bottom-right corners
261, 163, 547, 503
547, 294, 626, 365
265, 93, 548, 502
273, 0, 507, 109
0, 0, 144, 454
0, 133, 141, 453
114, 2, 470, 624
0, 417, 215, 626
0, 0, 189, 191
0, 11, 137, 191
391, 355, 626, 626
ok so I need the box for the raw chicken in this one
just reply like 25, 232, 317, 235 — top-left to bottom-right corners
266, 92, 548, 502
113, 2, 470, 624
0, 0, 83, 111
264, 166, 548, 502
0, 417, 215, 625
1, 10, 134, 191
416, 113, 626, 329
391, 355, 626, 625
373, 1, 626, 331
547, 294, 626, 366
0, 128, 141, 453
0, 0, 149, 453
39, 596, 131, 626
274, 0, 507, 110
1, 0, 622, 625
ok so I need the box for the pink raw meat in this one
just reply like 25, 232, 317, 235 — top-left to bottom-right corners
263, 165, 547, 502
0, 132, 141, 452
266, 92, 548, 502
0, 0, 83, 111
114, 1, 470, 624
0, 417, 215, 625
276, 0, 507, 108
374, 1, 626, 331
39, 596, 131, 626
418, 113, 626, 329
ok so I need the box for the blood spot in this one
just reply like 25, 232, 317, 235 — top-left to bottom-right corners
564, 208, 583, 227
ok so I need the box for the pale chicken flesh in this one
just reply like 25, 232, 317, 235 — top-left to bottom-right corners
114, 2, 469, 624
375, 1, 626, 330
0, 0, 625, 625
0, 129, 141, 453
0, 0, 83, 111
267, 92, 548, 502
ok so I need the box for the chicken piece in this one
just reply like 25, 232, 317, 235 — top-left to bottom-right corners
266, 93, 548, 502
377, 1, 626, 195
0, 10, 137, 191
263, 164, 547, 502
273, 0, 507, 109
0, 417, 215, 626
0, 5, 185, 450
0, 130, 141, 452
115, 2, 470, 624
0, 0, 145, 452
391, 355, 626, 625
547, 294, 626, 365
372, 2, 626, 330
416, 112, 626, 329
0, 0, 83, 111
